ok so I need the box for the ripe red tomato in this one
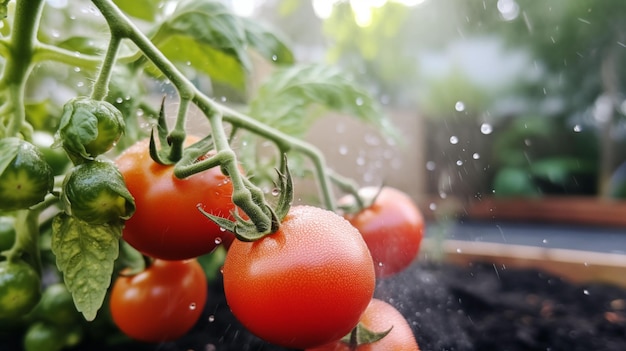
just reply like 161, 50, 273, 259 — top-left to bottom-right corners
109, 259, 207, 343
223, 205, 375, 349
307, 298, 420, 351
341, 187, 424, 278
115, 138, 236, 260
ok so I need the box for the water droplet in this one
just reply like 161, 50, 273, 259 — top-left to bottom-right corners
115, 97, 123, 104
456, 160, 464, 166
426, 161, 436, 171
573, 124, 582, 132
542, 239, 548, 244
208, 315, 215, 322
449, 136, 459, 144
214, 237, 222, 245
73, 67, 81, 73
271, 54, 278, 61
219, 227, 227, 232
583, 289, 590, 295
480, 123, 493, 135
429, 203, 437, 211
356, 156, 366, 166
338, 145, 348, 155
456, 248, 463, 253
355, 97, 364, 106
472, 153, 480, 159
377, 262, 384, 267
455, 101, 465, 112
271, 188, 280, 196
220, 96, 227, 102
77, 81, 84, 87
189, 302, 197, 310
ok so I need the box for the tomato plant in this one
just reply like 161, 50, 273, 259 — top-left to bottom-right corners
0, 0, 399, 348
115, 138, 237, 260
223, 205, 376, 349
341, 187, 424, 278
109, 259, 207, 343
307, 298, 420, 351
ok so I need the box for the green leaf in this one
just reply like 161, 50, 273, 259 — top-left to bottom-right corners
156, 35, 246, 91
240, 17, 294, 65
248, 64, 398, 139
56, 36, 105, 56
162, 0, 251, 71
51, 214, 121, 321
113, 0, 161, 22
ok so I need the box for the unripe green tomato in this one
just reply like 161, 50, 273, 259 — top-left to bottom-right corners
0, 260, 41, 320
61, 160, 135, 224
0, 138, 54, 211
55, 97, 125, 159
0, 217, 16, 252
23, 322, 68, 351
32, 283, 80, 327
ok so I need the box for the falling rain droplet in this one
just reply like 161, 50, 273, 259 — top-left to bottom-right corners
480, 123, 493, 135
449, 136, 459, 144
338, 145, 348, 155
426, 161, 436, 171
456, 160, 464, 166
455, 101, 465, 112
583, 289, 590, 295
473, 153, 480, 160
573, 124, 582, 132
208, 315, 215, 322
429, 203, 437, 211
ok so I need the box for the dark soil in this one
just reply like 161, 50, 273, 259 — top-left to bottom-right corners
4, 259, 626, 351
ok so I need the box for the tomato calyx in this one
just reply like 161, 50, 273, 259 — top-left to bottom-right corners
148, 98, 187, 165
341, 322, 393, 350
198, 155, 293, 242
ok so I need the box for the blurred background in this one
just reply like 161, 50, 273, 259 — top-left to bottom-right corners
221, 0, 626, 223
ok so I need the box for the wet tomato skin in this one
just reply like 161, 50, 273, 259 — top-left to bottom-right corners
109, 259, 207, 342
307, 298, 420, 351
342, 187, 424, 278
115, 138, 235, 260
223, 205, 376, 349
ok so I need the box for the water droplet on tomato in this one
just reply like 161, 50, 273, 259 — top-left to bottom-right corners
189, 302, 197, 310
214, 237, 222, 244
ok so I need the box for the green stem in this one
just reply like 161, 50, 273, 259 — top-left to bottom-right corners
91, 0, 338, 218
91, 34, 122, 100
2, 0, 45, 138
6, 209, 42, 276
33, 43, 102, 70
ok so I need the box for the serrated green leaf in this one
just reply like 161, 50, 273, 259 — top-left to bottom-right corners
248, 64, 398, 139
113, 0, 161, 22
162, 0, 251, 70
51, 213, 121, 321
240, 17, 294, 65
156, 35, 246, 91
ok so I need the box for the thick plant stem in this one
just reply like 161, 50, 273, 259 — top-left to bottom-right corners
2, 0, 45, 137
91, 34, 122, 101
7, 209, 42, 276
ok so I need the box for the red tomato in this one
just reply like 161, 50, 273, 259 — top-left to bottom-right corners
307, 298, 420, 351
115, 138, 236, 260
223, 205, 375, 349
341, 187, 424, 278
109, 259, 207, 342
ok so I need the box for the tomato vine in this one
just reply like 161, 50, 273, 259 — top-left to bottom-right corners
0, 0, 414, 348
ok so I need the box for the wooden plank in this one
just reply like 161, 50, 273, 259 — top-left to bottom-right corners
463, 196, 626, 228
421, 239, 626, 289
